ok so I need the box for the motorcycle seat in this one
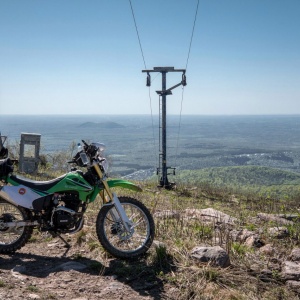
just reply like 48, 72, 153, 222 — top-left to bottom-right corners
10, 174, 66, 192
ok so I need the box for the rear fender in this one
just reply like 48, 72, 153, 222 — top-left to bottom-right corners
107, 179, 142, 192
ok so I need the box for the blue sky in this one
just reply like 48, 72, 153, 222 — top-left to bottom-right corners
0, 0, 299, 115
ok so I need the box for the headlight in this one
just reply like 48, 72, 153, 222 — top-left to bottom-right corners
100, 158, 109, 173
91, 142, 106, 155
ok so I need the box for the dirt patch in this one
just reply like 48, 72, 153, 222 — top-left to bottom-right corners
0, 234, 170, 300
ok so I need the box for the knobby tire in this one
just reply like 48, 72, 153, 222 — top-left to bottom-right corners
96, 196, 155, 259
0, 198, 33, 254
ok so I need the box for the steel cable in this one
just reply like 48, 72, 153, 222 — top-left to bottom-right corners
128, 0, 158, 169
128, 0, 147, 69
175, 0, 200, 173
185, 0, 200, 71
128, 0, 200, 179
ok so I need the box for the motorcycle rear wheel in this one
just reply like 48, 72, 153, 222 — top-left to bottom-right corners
0, 198, 33, 254
96, 196, 155, 259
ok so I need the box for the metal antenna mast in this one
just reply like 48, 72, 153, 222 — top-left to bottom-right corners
142, 67, 186, 188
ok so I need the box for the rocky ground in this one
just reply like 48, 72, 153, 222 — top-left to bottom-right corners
0, 234, 169, 300
2, 188, 300, 300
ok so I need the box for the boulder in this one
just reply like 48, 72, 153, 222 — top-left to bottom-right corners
286, 280, 300, 291
276, 214, 299, 221
289, 248, 300, 261
239, 229, 256, 241
281, 261, 300, 281
191, 246, 230, 268
185, 208, 237, 225
154, 210, 180, 219
268, 227, 289, 238
257, 213, 293, 225
259, 244, 275, 256
231, 229, 264, 248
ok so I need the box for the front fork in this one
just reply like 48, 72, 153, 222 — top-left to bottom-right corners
93, 162, 132, 232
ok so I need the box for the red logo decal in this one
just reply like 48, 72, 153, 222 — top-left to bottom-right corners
19, 188, 26, 195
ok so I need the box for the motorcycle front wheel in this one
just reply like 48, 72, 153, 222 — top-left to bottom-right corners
96, 196, 155, 259
0, 198, 33, 254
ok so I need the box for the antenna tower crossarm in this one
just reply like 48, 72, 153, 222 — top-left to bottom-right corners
142, 67, 186, 73
142, 67, 187, 94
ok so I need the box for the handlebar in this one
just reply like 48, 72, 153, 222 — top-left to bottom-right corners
69, 140, 103, 166
82, 140, 89, 148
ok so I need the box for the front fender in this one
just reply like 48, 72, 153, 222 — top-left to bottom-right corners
107, 179, 142, 192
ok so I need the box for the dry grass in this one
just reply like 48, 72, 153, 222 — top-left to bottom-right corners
85, 181, 300, 300
6, 164, 300, 299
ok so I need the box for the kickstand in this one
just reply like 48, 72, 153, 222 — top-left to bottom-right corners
52, 234, 71, 257
56, 234, 71, 248
50, 232, 71, 249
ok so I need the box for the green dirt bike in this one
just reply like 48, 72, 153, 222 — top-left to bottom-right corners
0, 140, 155, 258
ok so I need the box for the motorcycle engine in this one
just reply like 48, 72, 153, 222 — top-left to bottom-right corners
50, 193, 85, 232
52, 207, 76, 230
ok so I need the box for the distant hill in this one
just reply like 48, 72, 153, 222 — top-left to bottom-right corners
78, 121, 125, 129
177, 166, 300, 198
178, 166, 300, 186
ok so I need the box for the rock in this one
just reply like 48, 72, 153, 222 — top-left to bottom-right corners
12, 265, 26, 274
28, 294, 41, 299
257, 213, 293, 225
231, 229, 264, 247
281, 261, 300, 281
185, 208, 237, 225
229, 229, 242, 241
276, 214, 299, 221
259, 269, 273, 282
286, 280, 300, 291
11, 265, 27, 280
268, 227, 289, 238
259, 244, 275, 256
57, 262, 87, 271
244, 235, 255, 247
191, 246, 230, 268
154, 210, 180, 219
289, 248, 300, 261
239, 229, 255, 241
47, 241, 60, 247
249, 263, 262, 273
244, 235, 264, 248
102, 281, 125, 292
152, 240, 167, 249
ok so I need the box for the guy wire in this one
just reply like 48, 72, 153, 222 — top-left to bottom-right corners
185, 0, 200, 71
175, 0, 199, 171
128, 0, 147, 69
128, 0, 158, 167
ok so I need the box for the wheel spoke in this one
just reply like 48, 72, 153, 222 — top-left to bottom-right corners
131, 216, 146, 228
96, 197, 154, 258
0, 199, 33, 253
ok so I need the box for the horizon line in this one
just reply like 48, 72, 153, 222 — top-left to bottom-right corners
1, 113, 300, 117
